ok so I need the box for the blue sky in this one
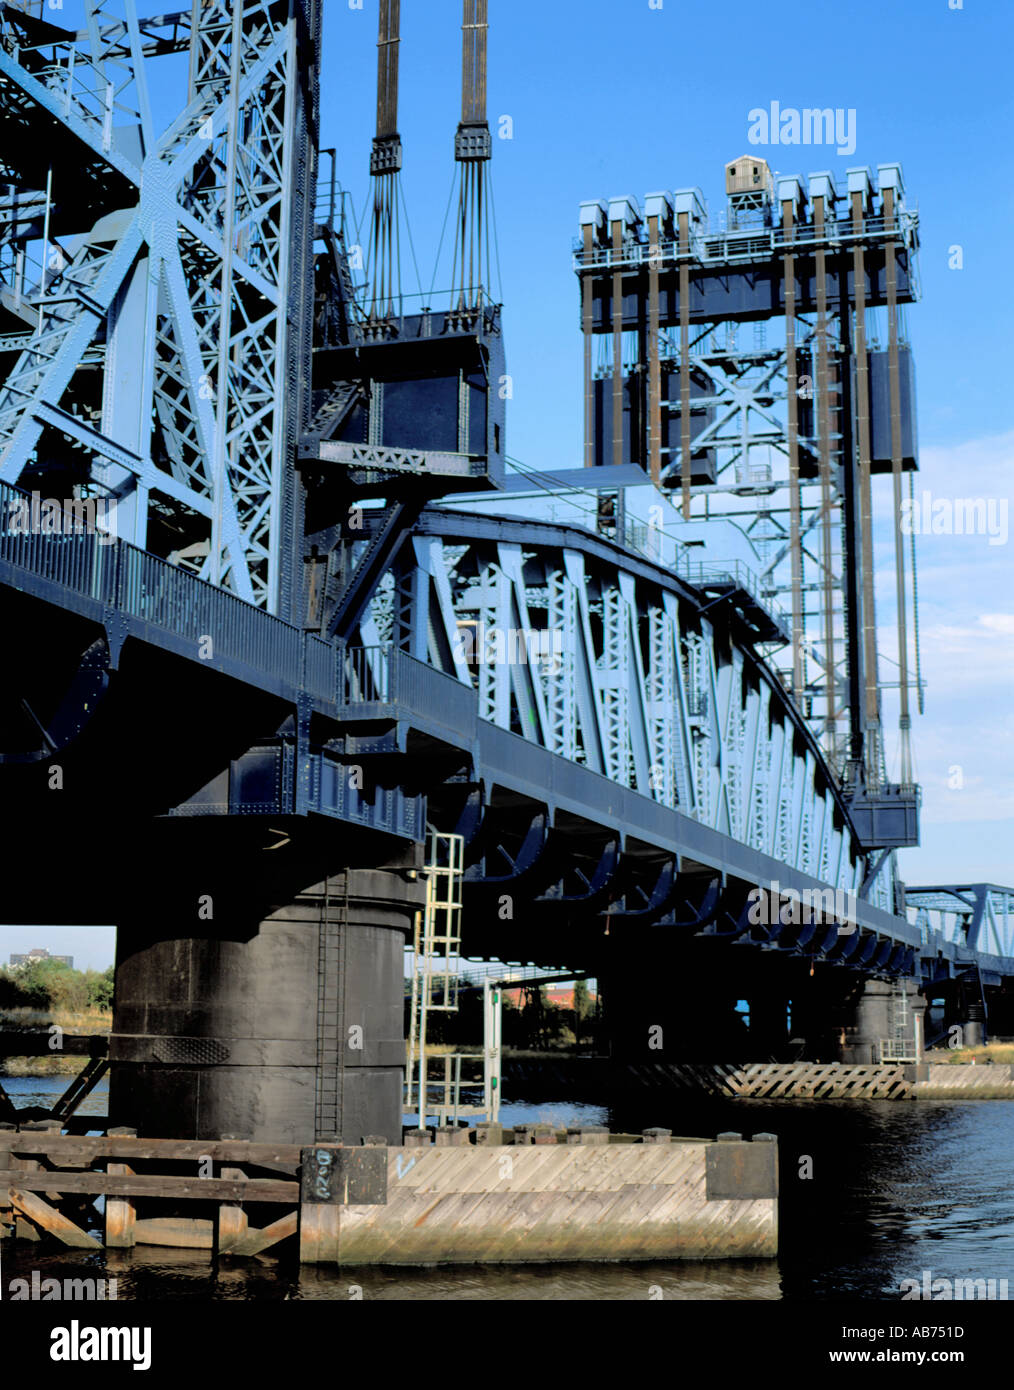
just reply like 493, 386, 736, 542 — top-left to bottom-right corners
323, 0, 1014, 460
2, 0, 1011, 969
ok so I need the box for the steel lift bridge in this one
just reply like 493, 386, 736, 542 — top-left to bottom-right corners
0, 0, 1009, 1144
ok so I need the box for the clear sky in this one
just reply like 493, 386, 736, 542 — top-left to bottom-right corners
2, 0, 1011, 969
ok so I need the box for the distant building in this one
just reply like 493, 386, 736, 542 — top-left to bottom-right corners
544, 985, 597, 1010
9, 947, 74, 970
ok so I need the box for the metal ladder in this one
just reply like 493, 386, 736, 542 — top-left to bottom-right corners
879, 986, 915, 1063
404, 828, 501, 1126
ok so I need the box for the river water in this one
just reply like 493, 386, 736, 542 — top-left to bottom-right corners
3, 1075, 1012, 1301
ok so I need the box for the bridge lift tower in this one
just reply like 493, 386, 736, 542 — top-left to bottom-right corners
575, 158, 923, 865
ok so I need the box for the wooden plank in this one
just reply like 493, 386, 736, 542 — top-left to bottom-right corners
0, 1131, 12, 1223
9, 1172, 298, 1202
134, 1217, 213, 1250
4, 1137, 303, 1165
228, 1210, 298, 1257
299, 1202, 340, 1264
9, 1187, 102, 1249
216, 1161, 248, 1254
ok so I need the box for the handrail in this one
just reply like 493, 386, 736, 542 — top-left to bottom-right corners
0, 480, 478, 724
573, 209, 919, 273
0, 477, 313, 696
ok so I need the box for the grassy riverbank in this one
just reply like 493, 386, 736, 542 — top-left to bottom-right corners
0, 1007, 111, 1075
937, 1042, 1014, 1065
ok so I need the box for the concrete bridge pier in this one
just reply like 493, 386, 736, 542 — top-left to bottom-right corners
963, 1002, 986, 1048
109, 862, 424, 1145
838, 977, 922, 1063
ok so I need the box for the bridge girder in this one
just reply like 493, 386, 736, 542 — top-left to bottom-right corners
370, 513, 882, 909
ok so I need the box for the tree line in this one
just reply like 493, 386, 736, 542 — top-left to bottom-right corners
0, 958, 114, 1013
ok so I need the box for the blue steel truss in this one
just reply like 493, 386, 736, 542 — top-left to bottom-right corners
0, 0, 317, 614
5, 468, 1011, 985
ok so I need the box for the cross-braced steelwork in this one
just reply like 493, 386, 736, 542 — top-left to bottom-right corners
907, 886, 1014, 967
366, 511, 873, 905
574, 168, 923, 814
0, 0, 320, 615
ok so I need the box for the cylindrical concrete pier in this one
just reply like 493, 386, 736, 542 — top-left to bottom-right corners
964, 1002, 986, 1048
843, 978, 895, 1063
109, 867, 423, 1144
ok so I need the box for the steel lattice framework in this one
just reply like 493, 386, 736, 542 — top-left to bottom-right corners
364, 510, 888, 910
574, 176, 922, 793
907, 887, 1014, 965
0, 0, 319, 615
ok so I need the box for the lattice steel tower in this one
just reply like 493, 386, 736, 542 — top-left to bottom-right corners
575, 159, 923, 855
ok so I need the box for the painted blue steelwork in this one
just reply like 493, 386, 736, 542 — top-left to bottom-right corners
0, 1, 317, 615
907, 886, 1014, 981
3, 466, 1011, 985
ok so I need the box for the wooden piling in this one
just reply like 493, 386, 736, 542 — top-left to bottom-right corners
215, 1133, 249, 1255
105, 1126, 137, 1249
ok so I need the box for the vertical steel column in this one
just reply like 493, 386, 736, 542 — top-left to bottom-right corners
610, 216, 624, 468
883, 184, 912, 784
452, 0, 491, 313
782, 194, 804, 698
582, 224, 595, 468
376, 0, 400, 137
850, 186, 880, 780
645, 602, 676, 807
600, 577, 631, 785
369, 0, 402, 320
181, 0, 319, 614
647, 212, 661, 485
543, 563, 577, 760
838, 261, 865, 768
461, 0, 488, 124
677, 209, 691, 519
813, 192, 838, 759
207, 1, 244, 594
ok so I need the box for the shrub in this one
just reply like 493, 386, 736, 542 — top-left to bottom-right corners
85, 966, 114, 1011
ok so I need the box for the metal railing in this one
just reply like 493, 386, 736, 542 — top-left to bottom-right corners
119, 543, 304, 676
340, 644, 478, 734
339, 643, 390, 704
1, 506, 470, 738
0, 479, 322, 699
0, 487, 488, 736
573, 209, 918, 273
676, 556, 789, 630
